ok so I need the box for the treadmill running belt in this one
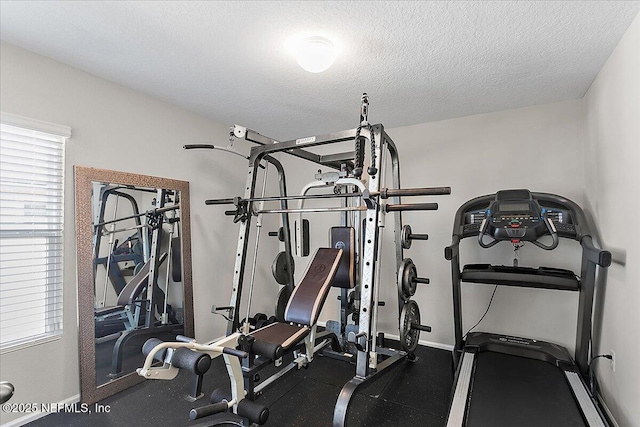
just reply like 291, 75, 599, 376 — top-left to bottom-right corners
467, 352, 586, 427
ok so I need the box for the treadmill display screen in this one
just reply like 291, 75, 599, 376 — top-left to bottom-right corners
498, 202, 530, 213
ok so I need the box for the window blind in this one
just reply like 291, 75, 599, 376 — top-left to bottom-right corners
0, 121, 67, 351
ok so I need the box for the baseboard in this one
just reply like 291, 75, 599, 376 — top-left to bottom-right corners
597, 393, 619, 427
317, 321, 454, 352
1, 394, 80, 427
383, 331, 455, 352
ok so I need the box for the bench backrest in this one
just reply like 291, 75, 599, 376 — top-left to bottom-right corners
284, 248, 342, 326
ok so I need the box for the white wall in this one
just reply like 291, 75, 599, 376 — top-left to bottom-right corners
274, 99, 586, 354
583, 15, 640, 427
0, 42, 255, 425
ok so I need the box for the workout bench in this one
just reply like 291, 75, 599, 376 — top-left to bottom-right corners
138, 247, 343, 425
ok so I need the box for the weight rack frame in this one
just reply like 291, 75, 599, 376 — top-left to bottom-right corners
226, 124, 409, 426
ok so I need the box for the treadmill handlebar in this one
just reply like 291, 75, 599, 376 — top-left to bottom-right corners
581, 236, 612, 268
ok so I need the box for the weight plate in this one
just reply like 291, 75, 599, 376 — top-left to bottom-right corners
275, 286, 291, 322
397, 258, 417, 302
271, 251, 295, 285
401, 224, 412, 249
399, 300, 421, 353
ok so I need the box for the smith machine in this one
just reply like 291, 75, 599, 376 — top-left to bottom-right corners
138, 95, 450, 426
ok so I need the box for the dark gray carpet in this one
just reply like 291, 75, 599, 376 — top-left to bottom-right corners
27, 343, 453, 427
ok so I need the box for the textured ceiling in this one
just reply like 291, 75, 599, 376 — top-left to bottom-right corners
1, 1, 638, 140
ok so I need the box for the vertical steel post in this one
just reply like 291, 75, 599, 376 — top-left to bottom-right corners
226, 157, 259, 335
355, 125, 383, 378
384, 133, 405, 317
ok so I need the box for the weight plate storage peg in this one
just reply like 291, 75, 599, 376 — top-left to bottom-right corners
401, 224, 413, 249
401, 224, 429, 249
397, 258, 418, 301
399, 300, 421, 353
271, 251, 294, 285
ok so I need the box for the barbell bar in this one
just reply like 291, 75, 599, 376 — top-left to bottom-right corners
204, 186, 451, 206
256, 203, 438, 215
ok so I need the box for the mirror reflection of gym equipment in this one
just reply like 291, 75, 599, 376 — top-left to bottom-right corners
137, 95, 451, 425
91, 182, 185, 385
71, 166, 195, 405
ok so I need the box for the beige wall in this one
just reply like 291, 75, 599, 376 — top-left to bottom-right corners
584, 14, 640, 427
0, 41, 258, 425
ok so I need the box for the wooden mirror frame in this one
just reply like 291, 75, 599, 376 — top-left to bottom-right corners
74, 166, 194, 404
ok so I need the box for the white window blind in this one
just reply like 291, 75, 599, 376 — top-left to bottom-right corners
0, 115, 69, 352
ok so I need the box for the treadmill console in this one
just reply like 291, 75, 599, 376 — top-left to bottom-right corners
486, 191, 546, 243
478, 190, 559, 250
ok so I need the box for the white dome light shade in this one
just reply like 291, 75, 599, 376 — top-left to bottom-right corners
296, 36, 336, 73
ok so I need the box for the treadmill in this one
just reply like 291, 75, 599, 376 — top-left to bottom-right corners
444, 189, 612, 427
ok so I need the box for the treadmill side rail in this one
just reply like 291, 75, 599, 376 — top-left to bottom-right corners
564, 370, 607, 427
446, 351, 475, 427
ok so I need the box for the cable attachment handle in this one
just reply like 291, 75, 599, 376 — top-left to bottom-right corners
353, 93, 378, 177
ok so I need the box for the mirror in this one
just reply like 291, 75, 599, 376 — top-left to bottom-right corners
75, 166, 194, 404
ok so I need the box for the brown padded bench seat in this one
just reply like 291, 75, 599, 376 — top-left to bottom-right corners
249, 247, 342, 359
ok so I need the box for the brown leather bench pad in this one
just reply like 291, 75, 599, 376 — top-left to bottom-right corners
284, 248, 342, 326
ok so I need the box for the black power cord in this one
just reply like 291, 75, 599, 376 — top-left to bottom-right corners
589, 354, 613, 396
463, 285, 498, 340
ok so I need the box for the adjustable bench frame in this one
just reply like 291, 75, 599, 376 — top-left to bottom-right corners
138, 248, 344, 424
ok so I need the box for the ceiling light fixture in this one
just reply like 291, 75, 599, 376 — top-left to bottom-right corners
295, 36, 337, 73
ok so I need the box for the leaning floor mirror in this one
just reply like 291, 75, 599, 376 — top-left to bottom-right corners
75, 166, 194, 404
